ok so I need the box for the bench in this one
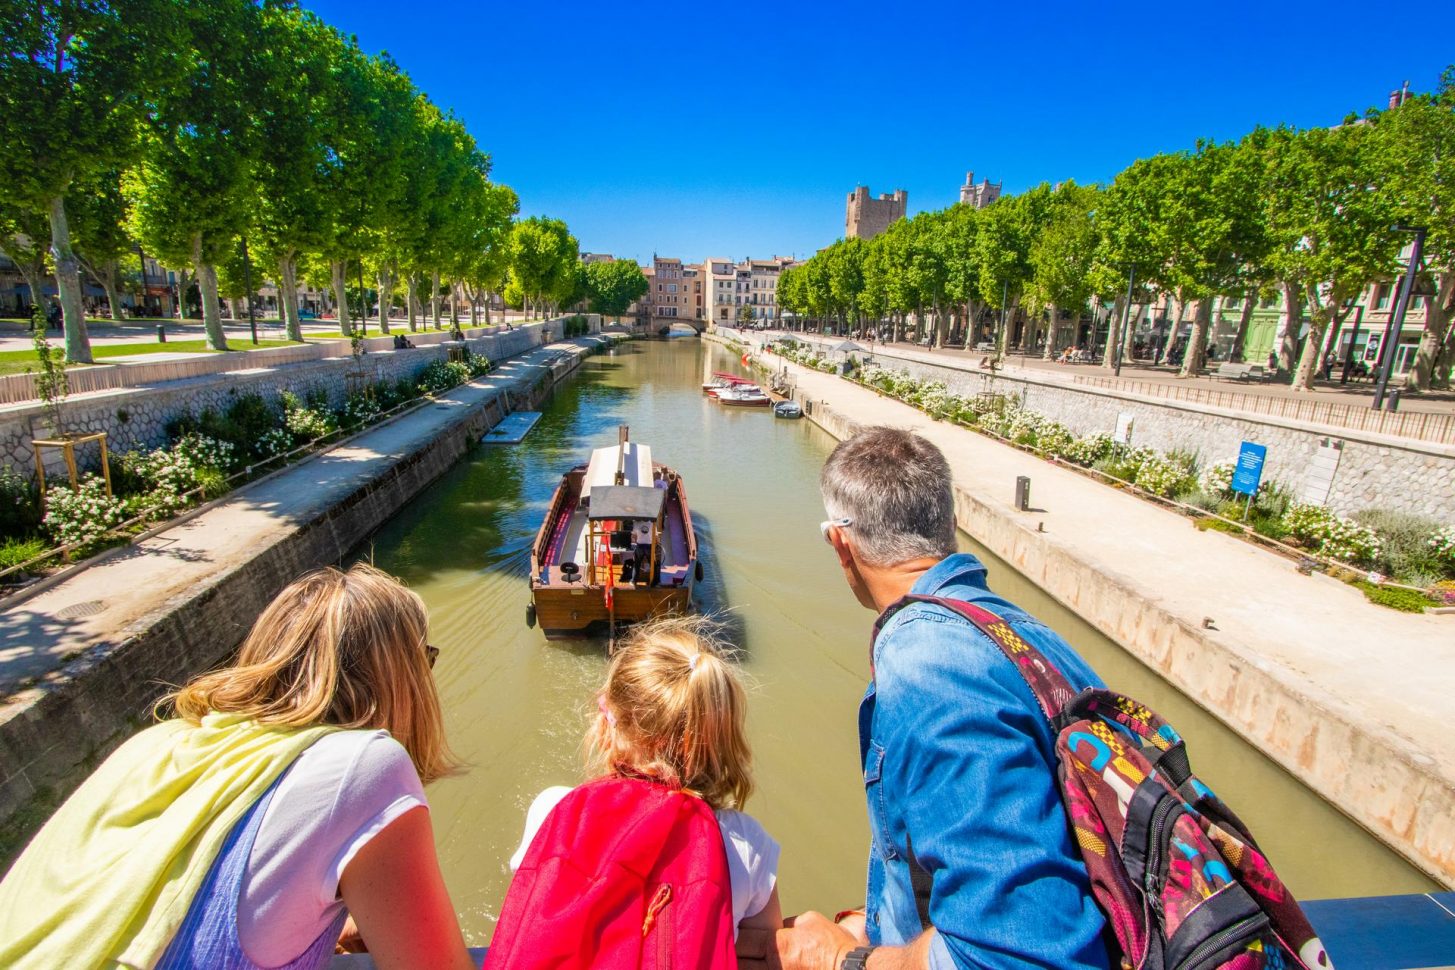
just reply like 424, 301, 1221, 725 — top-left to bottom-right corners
1213, 363, 1266, 381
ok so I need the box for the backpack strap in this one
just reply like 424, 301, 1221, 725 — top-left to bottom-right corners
873, 593, 1079, 724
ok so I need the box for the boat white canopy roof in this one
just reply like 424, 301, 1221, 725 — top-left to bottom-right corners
588, 486, 666, 522
582, 441, 652, 502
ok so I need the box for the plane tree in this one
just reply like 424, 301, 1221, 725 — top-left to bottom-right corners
0, 0, 177, 361
585, 259, 648, 325
127, 0, 263, 351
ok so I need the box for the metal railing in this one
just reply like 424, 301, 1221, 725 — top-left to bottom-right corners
1072, 374, 1455, 444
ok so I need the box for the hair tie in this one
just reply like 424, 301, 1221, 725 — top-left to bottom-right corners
688, 653, 700, 672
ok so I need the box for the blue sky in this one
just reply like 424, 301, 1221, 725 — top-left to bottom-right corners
307, 0, 1455, 265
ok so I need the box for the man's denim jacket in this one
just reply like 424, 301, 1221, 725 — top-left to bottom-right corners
860, 553, 1111, 969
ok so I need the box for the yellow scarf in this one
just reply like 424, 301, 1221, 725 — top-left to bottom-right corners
0, 712, 335, 969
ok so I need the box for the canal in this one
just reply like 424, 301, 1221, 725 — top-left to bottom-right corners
357, 337, 1435, 946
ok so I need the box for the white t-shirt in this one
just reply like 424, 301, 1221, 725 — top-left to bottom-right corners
511, 785, 780, 937
236, 730, 427, 966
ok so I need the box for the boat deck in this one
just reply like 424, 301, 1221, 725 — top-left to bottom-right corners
538, 478, 691, 587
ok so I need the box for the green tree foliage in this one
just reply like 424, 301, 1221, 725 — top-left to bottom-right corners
585, 260, 649, 321
0, 0, 178, 361
126, 0, 264, 352
508, 217, 578, 317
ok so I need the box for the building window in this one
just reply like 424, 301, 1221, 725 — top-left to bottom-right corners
1376, 287, 1391, 310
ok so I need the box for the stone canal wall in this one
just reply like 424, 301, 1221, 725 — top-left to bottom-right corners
0, 318, 586, 480
823, 348, 1455, 523
0, 337, 610, 858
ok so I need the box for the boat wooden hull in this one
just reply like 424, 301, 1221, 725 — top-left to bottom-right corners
528, 458, 700, 640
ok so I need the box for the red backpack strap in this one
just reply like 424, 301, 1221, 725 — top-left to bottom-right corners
873, 593, 1078, 723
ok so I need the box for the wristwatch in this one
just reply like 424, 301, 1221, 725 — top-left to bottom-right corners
841, 946, 877, 970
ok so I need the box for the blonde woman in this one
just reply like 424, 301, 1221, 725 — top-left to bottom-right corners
0, 564, 474, 970
507, 614, 782, 937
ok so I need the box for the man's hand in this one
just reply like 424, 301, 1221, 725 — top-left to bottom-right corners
737, 911, 858, 970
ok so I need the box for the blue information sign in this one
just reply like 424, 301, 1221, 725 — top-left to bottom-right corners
1231, 441, 1267, 496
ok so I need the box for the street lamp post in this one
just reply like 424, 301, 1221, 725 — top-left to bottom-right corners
1373, 226, 1426, 410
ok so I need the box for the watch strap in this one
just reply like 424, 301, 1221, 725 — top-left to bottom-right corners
841, 945, 877, 970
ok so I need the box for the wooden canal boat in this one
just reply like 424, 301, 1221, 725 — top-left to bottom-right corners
527, 427, 700, 639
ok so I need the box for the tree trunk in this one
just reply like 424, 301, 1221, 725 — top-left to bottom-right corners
1042, 307, 1058, 360
1229, 292, 1256, 362
47, 194, 93, 363
1157, 296, 1180, 365
1404, 270, 1453, 392
1291, 285, 1331, 392
430, 270, 441, 328
192, 234, 227, 352
174, 267, 193, 321
330, 258, 353, 337
449, 281, 460, 327
484, 293, 492, 327
278, 252, 303, 342
94, 259, 125, 322
405, 275, 419, 332
376, 264, 394, 336
1102, 295, 1125, 371
1275, 281, 1300, 372
1179, 297, 1213, 377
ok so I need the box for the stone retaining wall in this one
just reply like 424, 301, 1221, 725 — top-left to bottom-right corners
841, 352, 1455, 523
0, 339, 599, 860
0, 320, 571, 480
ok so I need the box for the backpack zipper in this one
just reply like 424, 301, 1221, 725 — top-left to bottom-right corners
1143, 795, 1179, 920
1172, 912, 1270, 970
642, 884, 673, 937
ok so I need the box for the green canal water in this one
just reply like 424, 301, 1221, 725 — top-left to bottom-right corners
358, 338, 1435, 946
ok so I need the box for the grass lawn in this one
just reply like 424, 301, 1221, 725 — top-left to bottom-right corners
0, 338, 302, 377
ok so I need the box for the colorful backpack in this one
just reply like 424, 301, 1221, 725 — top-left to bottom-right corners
876, 595, 1332, 970
484, 776, 737, 970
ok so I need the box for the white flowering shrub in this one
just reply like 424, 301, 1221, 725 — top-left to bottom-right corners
1004, 408, 1046, 445
173, 433, 236, 472
1134, 453, 1197, 498
1284, 502, 1381, 565
257, 428, 294, 458
1063, 433, 1115, 466
43, 476, 129, 553
338, 394, 381, 428
284, 406, 336, 441
1200, 460, 1235, 497
1037, 423, 1076, 458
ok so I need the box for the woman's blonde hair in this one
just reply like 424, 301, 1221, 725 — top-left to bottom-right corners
587, 614, 753, 810
161, 563, 459, 784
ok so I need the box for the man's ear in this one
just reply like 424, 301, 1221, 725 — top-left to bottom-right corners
829, 526, 856, 571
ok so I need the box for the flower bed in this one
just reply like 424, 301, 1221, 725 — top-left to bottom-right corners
0, 346, 499, 591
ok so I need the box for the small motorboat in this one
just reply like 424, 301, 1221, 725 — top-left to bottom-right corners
527, 426, 700, 639
716, 385, 772, 407
773, 400, 803, 419
702, 371, 758, 397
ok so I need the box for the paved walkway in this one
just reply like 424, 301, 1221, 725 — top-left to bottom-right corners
0, 340, 586, 695
765, 330, 1455, 416
744, 334, 1455, 883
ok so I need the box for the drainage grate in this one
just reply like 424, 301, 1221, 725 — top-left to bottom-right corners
55, 599, 106, 620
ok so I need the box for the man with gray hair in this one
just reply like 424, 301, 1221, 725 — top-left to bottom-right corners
738, 426, 1109, 970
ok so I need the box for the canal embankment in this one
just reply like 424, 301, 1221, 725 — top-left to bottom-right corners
712, 330, 1455, 889
0, 333, 618, 860
764, 334, 1455, 523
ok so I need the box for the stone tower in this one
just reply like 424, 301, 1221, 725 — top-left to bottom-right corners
845, 186, 907, 240
959, 171, 1002, 209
